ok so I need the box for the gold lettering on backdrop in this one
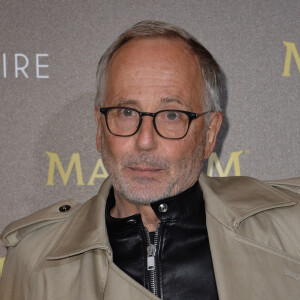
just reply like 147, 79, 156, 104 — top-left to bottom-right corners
0, 257, 5, 276
282, 42, 300, 76
207, 150, 243, 177
87, 158, 108, 185
46, 152, 84, 185
46, 151, 244, 185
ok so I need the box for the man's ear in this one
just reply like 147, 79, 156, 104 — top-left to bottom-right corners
204, 112, 223, 159
94, 107, 101, 153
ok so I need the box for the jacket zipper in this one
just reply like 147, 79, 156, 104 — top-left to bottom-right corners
145, 225, 160, 297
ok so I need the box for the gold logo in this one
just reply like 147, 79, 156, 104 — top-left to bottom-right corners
46, 152, 108, 186
46, 150, 245, 185
282, 42, 300, 76
207, 150, 243, 177
0, 257, 5, 276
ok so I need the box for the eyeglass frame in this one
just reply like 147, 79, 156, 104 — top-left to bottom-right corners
99, 106, 211, 140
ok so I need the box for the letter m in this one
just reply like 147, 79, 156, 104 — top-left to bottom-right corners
207, 150, 243, 177
282, 42, 300, 76
46, 152, 84, 185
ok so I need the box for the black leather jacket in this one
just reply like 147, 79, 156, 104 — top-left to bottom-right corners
106, 182, 218, 300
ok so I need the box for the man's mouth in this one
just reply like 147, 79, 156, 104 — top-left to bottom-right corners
127, 166, 163, 175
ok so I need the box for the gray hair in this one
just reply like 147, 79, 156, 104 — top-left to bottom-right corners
95, 20, 222, 113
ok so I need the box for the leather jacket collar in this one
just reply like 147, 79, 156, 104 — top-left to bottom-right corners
106, 181, 206, 233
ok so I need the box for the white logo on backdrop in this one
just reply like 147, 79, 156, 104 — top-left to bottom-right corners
1, 53, 49, 78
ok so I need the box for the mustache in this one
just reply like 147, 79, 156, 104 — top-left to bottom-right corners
121, 153, 169, 169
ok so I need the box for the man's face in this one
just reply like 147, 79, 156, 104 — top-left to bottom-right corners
96, 37, 221, 205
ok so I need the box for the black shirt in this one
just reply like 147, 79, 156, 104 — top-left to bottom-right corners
106, 182, 219, 300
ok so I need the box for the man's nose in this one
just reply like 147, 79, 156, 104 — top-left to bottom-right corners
135, 116, 157, 151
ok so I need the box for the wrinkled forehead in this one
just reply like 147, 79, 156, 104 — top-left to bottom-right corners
108, 36, 201, 75
104, 37, 205, 110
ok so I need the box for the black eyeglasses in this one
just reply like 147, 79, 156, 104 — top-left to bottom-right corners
100, 106, 211, 139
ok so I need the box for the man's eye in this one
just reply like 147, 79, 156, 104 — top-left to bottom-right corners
121, 108, 134, 117
166, 111, 179, 120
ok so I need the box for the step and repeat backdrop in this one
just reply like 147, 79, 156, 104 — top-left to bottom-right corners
0, 0, 299, 259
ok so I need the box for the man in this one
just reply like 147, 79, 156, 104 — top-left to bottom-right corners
0, 21, 299, 300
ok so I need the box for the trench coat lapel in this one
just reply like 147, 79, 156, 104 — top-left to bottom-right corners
200, 173, 299, 299
47, 178, 112, 259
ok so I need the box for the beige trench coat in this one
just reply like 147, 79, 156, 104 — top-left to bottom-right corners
0, 174, 300, 299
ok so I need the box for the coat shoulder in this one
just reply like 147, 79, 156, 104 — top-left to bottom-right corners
237, 177, 300, 258
265, 177, 300, 194
0, 199, 84, 299
0, 199, 81, 247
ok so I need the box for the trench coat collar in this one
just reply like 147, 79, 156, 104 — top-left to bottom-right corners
47, 178, 112, 260
47, 174, 297, 259
199, 173, 298, 230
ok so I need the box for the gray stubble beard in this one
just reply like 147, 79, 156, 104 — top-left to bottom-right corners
100, 129, 207, 206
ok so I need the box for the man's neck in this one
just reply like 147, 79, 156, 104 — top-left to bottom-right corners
110, 193, 160, 232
